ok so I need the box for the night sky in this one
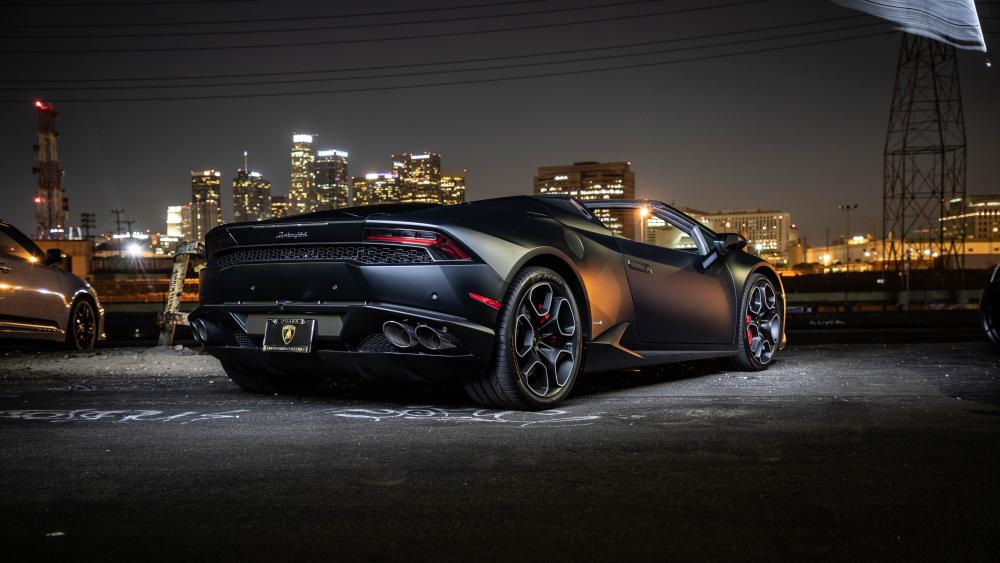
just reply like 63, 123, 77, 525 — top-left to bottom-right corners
1, 0, 997, 247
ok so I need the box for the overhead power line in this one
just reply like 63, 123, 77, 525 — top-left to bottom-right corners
7, 15, 867, 84
6, 0, 271, 5
5, 20, 885, 92
0, 30, 894, 104
0, 1, 774, 54
4, 0, 681, 39
0, 0, 584, 29
6, 15, 867, 85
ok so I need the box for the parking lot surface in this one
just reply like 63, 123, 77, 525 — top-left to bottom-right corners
1, 342, 998, 561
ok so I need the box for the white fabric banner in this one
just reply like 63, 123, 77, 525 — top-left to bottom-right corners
833, 0, 986, 51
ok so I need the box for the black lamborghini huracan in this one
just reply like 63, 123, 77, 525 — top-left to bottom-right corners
189, 195, 785, 409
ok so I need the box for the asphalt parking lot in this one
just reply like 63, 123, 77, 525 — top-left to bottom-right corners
1, 342, 998, 561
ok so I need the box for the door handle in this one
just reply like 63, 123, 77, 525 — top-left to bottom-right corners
627, 259, 653, 274
0, 262, 11, 274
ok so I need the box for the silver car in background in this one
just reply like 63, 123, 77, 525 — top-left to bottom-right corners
0, 220, 104, 349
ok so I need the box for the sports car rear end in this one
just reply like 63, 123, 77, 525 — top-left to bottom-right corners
188, 205, 506, 382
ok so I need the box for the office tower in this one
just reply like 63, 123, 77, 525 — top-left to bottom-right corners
393, 152, 442, 203
270, 195, 290, 219
352, 173, 400, 207
533, 161, 636, 238
233, 169, 272, 222
180, 204, 192, 241
942, 195, 1000, 240
685, 208, 792, 264
311, 149, 350, 210
289, 133, 316, 215
191, 170, 222, 242
166, 205, 184, 238
440, 171, 467, 205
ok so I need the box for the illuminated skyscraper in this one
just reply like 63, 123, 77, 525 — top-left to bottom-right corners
166, 205, 184, 238
289, 133, 316, 215
233, 169, 272, 223
311, 149, 350, 210
270, 195, 290, 219
393, 152, 442, 203
180, 203, 192, 241
440, 171, 467, 205
533, 161, 636, 238
352, 173, 400, 207
191, 170, 222, 242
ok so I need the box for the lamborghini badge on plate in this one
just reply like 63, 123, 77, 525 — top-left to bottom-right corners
263, 318, 316, 353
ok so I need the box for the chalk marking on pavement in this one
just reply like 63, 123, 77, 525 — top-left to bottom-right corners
324, 406, 601, 427
0, 408, 249, 424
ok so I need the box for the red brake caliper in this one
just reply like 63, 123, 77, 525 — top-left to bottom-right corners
746, 314, 753, 341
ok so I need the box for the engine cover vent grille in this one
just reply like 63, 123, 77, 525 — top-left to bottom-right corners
210, 244, 433, 269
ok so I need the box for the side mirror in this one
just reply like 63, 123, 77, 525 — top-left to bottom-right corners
701, 233, 748, 271
718, 233, 748, 256
44, 248, 65, 266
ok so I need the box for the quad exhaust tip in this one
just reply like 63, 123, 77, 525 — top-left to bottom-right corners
382, 320, 460, 351
414, 325, 458, 351
382, 320, 417, 349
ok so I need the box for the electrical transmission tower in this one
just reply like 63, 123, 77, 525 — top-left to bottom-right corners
882, 34, 967, 272
80, 212, 96, 240
110, 209, 125, 237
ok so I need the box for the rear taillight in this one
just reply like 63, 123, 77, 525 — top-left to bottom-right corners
365, 227, 471, 261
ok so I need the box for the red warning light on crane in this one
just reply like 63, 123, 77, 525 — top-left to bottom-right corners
34, 100, 52, 111
34, 196, 44, 204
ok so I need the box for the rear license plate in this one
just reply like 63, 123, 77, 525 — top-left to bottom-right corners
262, 318, 316, 353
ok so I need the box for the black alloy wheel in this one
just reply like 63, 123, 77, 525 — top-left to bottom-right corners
732, 273, 782, 371
465, 267, 584, 410
67, 299, 97, 351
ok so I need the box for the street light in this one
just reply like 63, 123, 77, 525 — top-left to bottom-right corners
838, 204, 858, 272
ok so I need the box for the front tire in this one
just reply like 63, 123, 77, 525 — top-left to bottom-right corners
731, 273, 783, 371
66, 298, 98, 351
465, 267, 584, 410
221, 361, 325, 395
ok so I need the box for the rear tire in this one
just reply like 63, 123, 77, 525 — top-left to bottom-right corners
221, 361, 325, 395
731, 273, 783, 371
464, 267, 584, 410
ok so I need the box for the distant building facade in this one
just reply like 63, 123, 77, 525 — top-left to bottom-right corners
180, 204, 192, 241
393, 153, 442, 204
352, 173, 400, 207
311, 149, 350, 210
232, 169, 271, 223
270, 195, 290, 219
440, 171, 467, 206
684, 208, 792, 265
533, 161, 636, 238
288, 134, 316, 216
942, 194, 1000, 240
166, 205, 185, 239
190, 170, 222, 242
